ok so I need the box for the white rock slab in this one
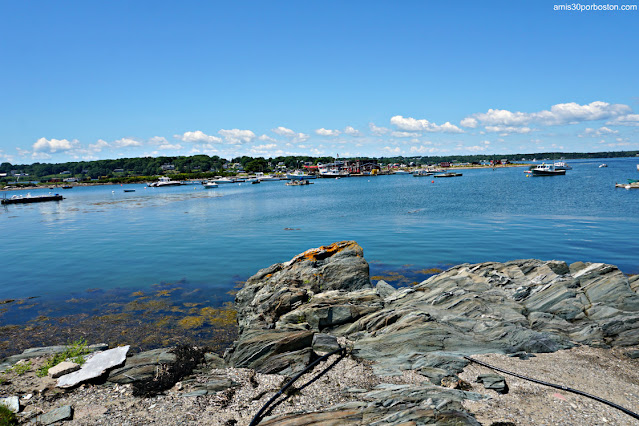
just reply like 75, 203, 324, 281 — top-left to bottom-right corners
57, 346, 129, 388
48, 361, 80, 378
0, 396, 19, 413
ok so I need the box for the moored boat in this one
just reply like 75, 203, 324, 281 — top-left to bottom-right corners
202, 181, 219, 188
149, 176, 183, 187
531, 163, 566, 176
553, 161, 572, 170
599, 164, 608, 168
286, 170, 317, 180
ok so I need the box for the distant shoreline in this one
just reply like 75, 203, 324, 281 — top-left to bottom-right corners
0, 164, 532, 191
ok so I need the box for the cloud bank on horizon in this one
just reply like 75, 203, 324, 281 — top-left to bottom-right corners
4, 101, 637, 164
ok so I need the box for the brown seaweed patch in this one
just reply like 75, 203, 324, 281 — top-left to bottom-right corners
124, 299, 170, 312
17, 304, 36, 310
199, 304, 237, 326
96, 313, 133, 323
0, 299, 15, 305
183, 302, 201, 308
131, 291, 144, 297
178, 316, 205, 329
415, 268, 444, 275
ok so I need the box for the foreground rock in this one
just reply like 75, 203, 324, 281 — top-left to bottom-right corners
225, 241, 639, 424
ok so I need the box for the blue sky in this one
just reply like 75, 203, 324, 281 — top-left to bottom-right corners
1, 1, 638, 164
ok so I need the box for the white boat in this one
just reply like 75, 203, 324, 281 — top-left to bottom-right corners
599, 164, 608, 168
149, 176, 182, 187
636, 164, 638, 172
394, 170, 410, 174
255, 172, 280, 181
202, 181, 218, 188
530, 163, 566, 176
209, 177, 235, 184
286, 170, 317, 180
412, 170, 433, 177
553, 161, 572, 170
318, 165, 349, 178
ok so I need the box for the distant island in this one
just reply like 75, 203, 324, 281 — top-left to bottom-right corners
1, 150, 637, 187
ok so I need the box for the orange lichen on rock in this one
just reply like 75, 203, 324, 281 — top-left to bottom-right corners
298, 241, 361, 262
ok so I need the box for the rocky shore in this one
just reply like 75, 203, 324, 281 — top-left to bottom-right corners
2, 241, 639, 425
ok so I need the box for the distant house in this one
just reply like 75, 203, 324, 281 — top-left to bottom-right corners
113, 168, 124, 173
0, 173, 6, 177
440, 162, 451, 168
161, 164, 175, 171
60, 171, 71, 174
63, 177, 78, 182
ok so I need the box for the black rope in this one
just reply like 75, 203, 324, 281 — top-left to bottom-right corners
464, 355, 639, 421
249, 346, 345, 426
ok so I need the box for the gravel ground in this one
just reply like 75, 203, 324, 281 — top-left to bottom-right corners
4, 345, 639, 425
459, 345, 639, 426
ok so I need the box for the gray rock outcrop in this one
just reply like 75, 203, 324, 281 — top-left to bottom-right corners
226, 241, 639, 425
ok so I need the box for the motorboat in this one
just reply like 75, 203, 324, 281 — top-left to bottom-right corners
286, 179, 312, 186
202, 181, 219, 188
209, 177, 235, 184
255, 172, 280, 181
599, 164, 608, 168
553, 161, 572, 170
413, 170, 434, 177
530, 163, 566, 176
149, 176, 182, 187
1, 193, 64, 205
318, 165, 349, 178
286, 170, 317, 180
433, 172, 462, 178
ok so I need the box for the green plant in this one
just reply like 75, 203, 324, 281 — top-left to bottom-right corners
0, 404, 17, 426
36, 339, 90, 377
9, 361, 31, 376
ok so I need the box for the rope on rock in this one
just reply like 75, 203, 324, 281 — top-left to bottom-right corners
249, 346, 346, 426
464, 355, 639, 421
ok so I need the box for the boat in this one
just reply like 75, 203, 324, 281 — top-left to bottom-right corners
394, 170, 410, 174
202, 181, 219, 188
1, 193, 64, 205
599, 164, 608, 168
251, 180, 260, 184
318, 165, 349, 178
616, 182, 639, 189
255, 172, 280, 181
209, 177, 235, 184
149, 176, 182, 187
553, 161, 572, 170
123, 189, 136, 192
433, 173, 463, 178
636, 164, 638, 172
61, 185, 73, 189
285, 179, 312, 186
530, 163, 566, 176
412, 170, 434, 177
286, 170, 317, 180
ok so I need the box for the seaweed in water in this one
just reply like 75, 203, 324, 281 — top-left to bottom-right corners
131, 345, 207, 397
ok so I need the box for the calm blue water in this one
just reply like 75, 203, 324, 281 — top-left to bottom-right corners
2, 157, 638, 302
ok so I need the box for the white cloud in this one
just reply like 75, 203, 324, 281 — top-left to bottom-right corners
383, 146, 401, 154
88, 139, 110, 152
460, 117, 478, 128
484, 125, 533, 134
390, 116, 464, 133
176, 131, 222, 144
218, 129, 256, 145
114, 137, 143, 147
272, 126, 296, 137
581, 126, 619, 137
369, 122, 390, 135
343, 126, 360, 136
391, 131, 419, 138
258, 134, 276, 142
32, 137, 79, 153
409, 145, 438, 154
158, 143, 183, 150
315, 128, 341, 136
464, 101, 631, 128
607, 114, 639, 126
272, 126, 309, 142
253, 143, 277, 150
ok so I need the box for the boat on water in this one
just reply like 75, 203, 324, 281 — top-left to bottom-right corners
285, 179, 312, 186
208, 177, 235, 184
599, 164, 608, 168
433, 173, 463, 178
202, 181, 219, 188
149, 176, 182, 187
255, 172, 280, 181
318, 165, 349, 178
530, 163, 566, 176
412, 170, 434, 177
286, 170, 317, 180
553, 161, 572, 170
394, 170, 410, 174
61, 185, 73, 189
123, 189, 135, 192
1, 193, 64, 205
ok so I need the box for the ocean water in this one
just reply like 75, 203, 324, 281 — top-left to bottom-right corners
1, 157, 638, 304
